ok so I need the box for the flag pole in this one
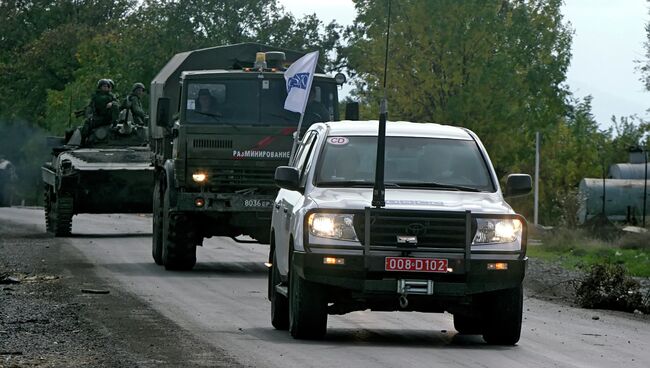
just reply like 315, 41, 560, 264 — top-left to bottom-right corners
289, 113, 305, 165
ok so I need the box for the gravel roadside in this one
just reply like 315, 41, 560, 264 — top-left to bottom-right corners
0, 220, 242, 368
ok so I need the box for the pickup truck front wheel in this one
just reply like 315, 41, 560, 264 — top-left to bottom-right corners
289, 263, 327, 339
270, 251, 289, 330
481, 285, 523, 345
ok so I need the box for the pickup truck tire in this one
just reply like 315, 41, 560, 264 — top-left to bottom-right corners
481, 285, 523, 345
289, 263, 327, 339
270, 251, 289, 330
162, 188, 196, 271
151, 179, 164, 265
453, 313, 483, 335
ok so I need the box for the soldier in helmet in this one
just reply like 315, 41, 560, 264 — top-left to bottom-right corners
81, 79, 120, 141
122, 82, 147, 126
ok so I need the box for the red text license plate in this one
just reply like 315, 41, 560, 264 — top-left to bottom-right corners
385, 257, 448, 273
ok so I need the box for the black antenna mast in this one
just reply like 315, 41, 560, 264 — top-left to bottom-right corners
371, 0, 392, 208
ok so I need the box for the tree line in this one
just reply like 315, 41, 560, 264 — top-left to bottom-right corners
0, 0, 648, 225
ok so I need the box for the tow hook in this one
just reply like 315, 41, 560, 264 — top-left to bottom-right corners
397, 279, 434, 309
399, 294, 409, 309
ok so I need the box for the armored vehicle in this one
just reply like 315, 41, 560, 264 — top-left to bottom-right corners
150, 43, 350, 270
269, 121, 531, 345
0, 158, 16, 207
42, 124, 153, 236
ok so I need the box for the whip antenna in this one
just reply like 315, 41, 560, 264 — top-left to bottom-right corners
371, 0, 392, 208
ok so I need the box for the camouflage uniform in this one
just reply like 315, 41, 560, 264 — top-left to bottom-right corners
81, 79, 119, 140
90, 90, 119, 126
122, 86, 147, 125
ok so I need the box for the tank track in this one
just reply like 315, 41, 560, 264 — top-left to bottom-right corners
45, 190, 73, 236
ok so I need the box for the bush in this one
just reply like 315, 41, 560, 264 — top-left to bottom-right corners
576, 263, 644, 312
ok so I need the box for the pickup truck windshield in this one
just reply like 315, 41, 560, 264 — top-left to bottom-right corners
184, 79, 337, 125
315, 136, 495, 192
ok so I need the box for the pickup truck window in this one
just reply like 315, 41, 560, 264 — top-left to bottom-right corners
184, 80, 338, 125
315, 136, 495, 192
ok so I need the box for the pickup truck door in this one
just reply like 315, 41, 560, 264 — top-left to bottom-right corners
274, 131, 318, 276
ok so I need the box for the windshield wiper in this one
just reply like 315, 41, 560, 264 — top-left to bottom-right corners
393, 181, 482, 192
193, 111, 221, 120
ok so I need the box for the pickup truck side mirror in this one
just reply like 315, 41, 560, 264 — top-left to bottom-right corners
156, 97, 171, 128
274, 166, 300, 191
505, 174, 532, 197
345, 102, 359, 121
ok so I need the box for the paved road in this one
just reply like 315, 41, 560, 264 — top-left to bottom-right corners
1, 207, 648, 368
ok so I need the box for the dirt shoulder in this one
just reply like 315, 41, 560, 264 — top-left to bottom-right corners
0, 220, 242, 368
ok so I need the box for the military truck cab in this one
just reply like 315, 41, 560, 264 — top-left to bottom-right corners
268, 121, 532, 345
149, 43, 342, 270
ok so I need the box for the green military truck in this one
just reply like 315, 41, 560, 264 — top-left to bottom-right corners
150, 43, 347, 270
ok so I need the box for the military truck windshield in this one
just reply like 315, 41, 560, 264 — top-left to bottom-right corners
315, 136, 495, 192
185, 79, 337, 125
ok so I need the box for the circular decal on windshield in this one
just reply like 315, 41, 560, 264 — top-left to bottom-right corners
327, 137, 349, 145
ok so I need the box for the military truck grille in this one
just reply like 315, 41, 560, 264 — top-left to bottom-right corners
193, 138, 233, 149
354, 210, 471, 250
208, 167, 276, 189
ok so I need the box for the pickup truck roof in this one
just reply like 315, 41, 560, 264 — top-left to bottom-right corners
320, 121, 473, 140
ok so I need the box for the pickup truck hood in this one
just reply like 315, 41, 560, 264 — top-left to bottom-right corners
308, 187, 513, 214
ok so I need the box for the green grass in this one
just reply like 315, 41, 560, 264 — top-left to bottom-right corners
527, 228, 650, 278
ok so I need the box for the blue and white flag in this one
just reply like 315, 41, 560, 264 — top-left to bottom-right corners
284, 51, 319, 114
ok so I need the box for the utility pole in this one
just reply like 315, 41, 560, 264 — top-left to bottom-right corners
643, 147, 648, 228
534, 132, 540, 226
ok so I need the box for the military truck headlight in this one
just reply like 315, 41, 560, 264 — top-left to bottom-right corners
308, 213, 358, 241
473, 218, 522, 245
192, 172, 207, 183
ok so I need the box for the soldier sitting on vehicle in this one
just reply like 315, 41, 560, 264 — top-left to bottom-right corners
81, 79, 120, 141
121, 82, 148, 126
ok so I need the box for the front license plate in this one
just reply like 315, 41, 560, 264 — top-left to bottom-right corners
385, 257, 448, 273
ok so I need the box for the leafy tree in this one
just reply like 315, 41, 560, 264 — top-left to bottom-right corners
344, 0, 572, 176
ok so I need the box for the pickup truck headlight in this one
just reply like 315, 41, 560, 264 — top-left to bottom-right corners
308, 213, 358, 241
473, 218, 522, 245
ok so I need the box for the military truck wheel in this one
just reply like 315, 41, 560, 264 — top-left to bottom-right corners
481, 285, 523, 345
47, 192, 73, 237
270, 251, 289, 330
162, 187, 196, 271
289, 262, 327, 339
453, 313, 483, 335
151, 179, 164, 265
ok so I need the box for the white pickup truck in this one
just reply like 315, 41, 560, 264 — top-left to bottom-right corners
268, 120, 531, 345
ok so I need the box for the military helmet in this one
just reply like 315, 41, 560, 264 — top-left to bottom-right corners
132, 82, 145, 92
96, 79, 111, 89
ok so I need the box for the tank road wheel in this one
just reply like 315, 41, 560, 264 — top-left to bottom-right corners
162, 187, 196, 271
270, 250, 289, 330
151, 179, 164, 265
47, 192, 73, 237
289, 262, 327, 339
481, 285, 523, 345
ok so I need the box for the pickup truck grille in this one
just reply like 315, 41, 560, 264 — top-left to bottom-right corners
354, 209, 470, 250
208, 167, 276, 189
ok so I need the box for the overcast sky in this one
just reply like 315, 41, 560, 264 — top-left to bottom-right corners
278, 0, 650, 129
